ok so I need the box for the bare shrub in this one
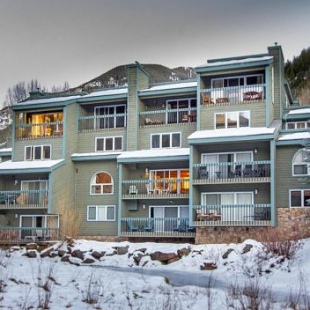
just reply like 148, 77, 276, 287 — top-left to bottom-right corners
227, 277, 275, 310
57, 200, 81, 239
82, 271, 101, 306
261, 228, 303, 263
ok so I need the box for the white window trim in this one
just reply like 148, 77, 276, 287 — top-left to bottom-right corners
201, 151, 253, 163
292, 149, 310, 176
90, 172, 114, 195
94, 104, 126, 128
150, 132, 181, 149
25, 145, 52, 161
286, 121, 309, 130
95, 136, 123, 152
214, 111, 250, 129
87, 205, 116, 221
289, 189, 310, 208
211, 74, 264, 88
201, 192, 254, 205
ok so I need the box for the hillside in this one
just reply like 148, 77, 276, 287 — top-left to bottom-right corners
72, 64, 196, 92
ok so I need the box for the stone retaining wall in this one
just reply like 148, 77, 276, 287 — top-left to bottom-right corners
195, 207, 310, 244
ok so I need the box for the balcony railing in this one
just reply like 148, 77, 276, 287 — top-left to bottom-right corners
78, 114, 127, 131
201, 84, 265, 106
0, 227, 59, 244
193, 204, 271, 226
121, 217, 195, 237
193, 161, 271, 184
15, 122, 63, 139
140, 107, 197, 126
122, 179, 190, 199
0, 190, 48, 209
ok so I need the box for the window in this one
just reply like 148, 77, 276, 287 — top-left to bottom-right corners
95, 105, 126, 129
211, 74, 264, 88
151, 132, 181, 149
96, 136, 123, 152
286, 121, 309, 130
292, 149, 310, 176
25, 145, 51, 160
290, 190, 310, 207
87, 205, 115, 221
166, 98, 196, 124
90, 172, 113, 194
215, 111, 250, 129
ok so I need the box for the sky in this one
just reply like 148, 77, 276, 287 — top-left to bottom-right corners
0, 238, 309, 309
0, 0, 309, 108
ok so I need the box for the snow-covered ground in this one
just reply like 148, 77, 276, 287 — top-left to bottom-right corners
0, 238, 309, 309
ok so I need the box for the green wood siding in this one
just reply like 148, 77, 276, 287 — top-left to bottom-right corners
74, 160, 119, 236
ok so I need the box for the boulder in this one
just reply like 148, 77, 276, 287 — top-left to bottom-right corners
177, 247, 191, 258
150, 251, 178, 264
71, 249, 85, 260
91, 251, 105, 260
26, 243, 38, 250
83, 258, 96, 264
27, 251, 37, 258
242, 244, 253, 254
200, 262, 217, 270
113, 246, 129, 255
222, 248, 234, 259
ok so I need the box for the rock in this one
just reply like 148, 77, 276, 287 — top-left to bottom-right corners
242, 244, 253, 254
222, 248, 234, 259
71, 249, 85, 260
167, 257, 180, 264
61, 255, 70, 262
177, 247, 191, 258
200, 262, 217, 270
27, 251, 37, 258
40, 247, 53, 258
113, 246, 129, 255
83, 258, 95, 264
150, 251, 178, 264
91, 251, 105, 260
133, 253, 145, 265
26, 243, 38, 250
58, 250, 66, 257
136, 248, 147, 253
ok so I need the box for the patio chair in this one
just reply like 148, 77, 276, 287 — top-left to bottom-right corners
174, 219, 190, 232
198, 166, 208, 179
243, 164, 253, 177
144, 218, 154, 232
146, 184, 155, 194
126, 220, 138, 232
128, 185, 138, 195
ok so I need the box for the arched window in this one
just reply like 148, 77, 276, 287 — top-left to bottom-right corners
90, 172, 113, 194
292, 149, 310, 176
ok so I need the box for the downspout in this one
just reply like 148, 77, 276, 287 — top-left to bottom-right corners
117, 163, 123, 236
189, 145, 194, 225
270, 140, 276, 226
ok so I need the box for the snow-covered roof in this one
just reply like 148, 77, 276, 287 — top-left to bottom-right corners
196, 56, 273, 69
0, 159, 63, 171
81, 88, 128, 98
118, 148, 189, 160
71, 151, 122, 158
287, 108, 310, 115
278, 131, 310, 141
14, 95, 81, 106
188, 127, 276, 140
140, 81, 197, 92
0, 147, 12, 154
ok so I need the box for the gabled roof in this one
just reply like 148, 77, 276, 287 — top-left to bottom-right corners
77, 88, 128, 103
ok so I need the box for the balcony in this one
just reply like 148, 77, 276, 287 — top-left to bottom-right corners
120, 217, 195, 237
15, 122, 63, 139
78, 114, 126, 132
140, 107, 197, 126
122, 179, 190, 199
193, 161, 271, 184
0, 227, 59, 244
0, 190, 48, 209
201, 84, 265, 106
193, 204, 271, 227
